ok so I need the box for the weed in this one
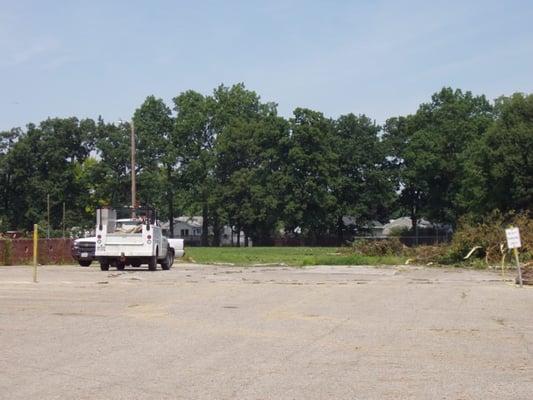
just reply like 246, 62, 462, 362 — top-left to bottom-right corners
351, 237, 405, 256
1, 240, 12, 265
449, 211, 532, 264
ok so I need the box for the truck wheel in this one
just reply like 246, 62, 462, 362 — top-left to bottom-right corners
100, 260, 110, 271
116, 262, 125, 271
161, 248, 173, 270
79, 260, 91, 267
148, 256, 157, 271
131, 261, 141, 268
168, 250, 175, 269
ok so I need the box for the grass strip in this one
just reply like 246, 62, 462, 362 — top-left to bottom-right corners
184, 247, 406, 266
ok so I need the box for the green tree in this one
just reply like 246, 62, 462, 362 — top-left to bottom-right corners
282, 108, 338, 243
384, 88, 493, 228
213, 84, 289, 245
133, 96, 176, 235
93, 117, 132, 207
3, 118, 95, 230
459, 93, 533, 215
333, 114, 394, 242
0, 128, 22, 229
173, 90, 215, 245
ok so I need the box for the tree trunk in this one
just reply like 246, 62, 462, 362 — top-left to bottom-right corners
236, 227, 241, 247
244, 233, 249, 247
212, 216, 221, 247
256, 228, 272, 246
410, 207, 418, 246
2, 173, 9, 225
307, 229, 317, 246
201, 203, 209, 246
337, 216, 344, 246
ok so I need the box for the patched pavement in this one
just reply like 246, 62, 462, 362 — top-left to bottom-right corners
1, 264, 532, 399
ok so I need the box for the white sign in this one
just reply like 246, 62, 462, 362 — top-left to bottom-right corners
505, 227, 521, 249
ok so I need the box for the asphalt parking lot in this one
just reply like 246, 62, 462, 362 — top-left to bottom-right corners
1, 263, 532, 399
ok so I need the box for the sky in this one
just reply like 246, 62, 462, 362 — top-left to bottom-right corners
1, 0, 533, 131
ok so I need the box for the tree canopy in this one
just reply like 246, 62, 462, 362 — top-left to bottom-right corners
1, 84, 531, 242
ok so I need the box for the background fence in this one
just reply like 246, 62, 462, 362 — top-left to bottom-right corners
0, 239, 74, 265
0, 234, 452, 265
272, 234, 451, 247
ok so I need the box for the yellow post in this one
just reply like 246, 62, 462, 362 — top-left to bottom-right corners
33, 224, 38, 283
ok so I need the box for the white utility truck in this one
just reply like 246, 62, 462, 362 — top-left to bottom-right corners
95, 206, 184, 271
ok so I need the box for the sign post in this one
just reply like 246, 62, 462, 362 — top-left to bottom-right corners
505, 227, 522, 287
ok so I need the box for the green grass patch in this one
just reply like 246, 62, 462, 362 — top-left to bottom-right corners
183, 247, 406, 267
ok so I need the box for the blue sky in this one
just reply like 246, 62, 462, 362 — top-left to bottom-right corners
1, 0, 532, 131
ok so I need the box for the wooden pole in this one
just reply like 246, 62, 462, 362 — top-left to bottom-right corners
33, 224, 38, 283
514, 248, 523, 287
131, 120, 136, 210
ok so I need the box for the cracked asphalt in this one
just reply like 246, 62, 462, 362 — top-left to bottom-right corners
1, 263, 532, 399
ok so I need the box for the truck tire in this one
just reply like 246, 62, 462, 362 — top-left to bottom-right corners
168, 250, 175, 269
148, 256, 157, 271
169, 249, 175, 268
100, 259, 110, 271
131, 261, 141, 268
116, 262, 125, 271
79, 260, 92, 267
161, 248, 173, 270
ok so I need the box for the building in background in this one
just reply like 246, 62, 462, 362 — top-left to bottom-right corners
162, 217, 252, 246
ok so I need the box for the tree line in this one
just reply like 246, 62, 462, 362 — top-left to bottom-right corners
0, 84, 531, 244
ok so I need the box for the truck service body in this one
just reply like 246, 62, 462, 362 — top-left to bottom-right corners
95, 207, 184, 271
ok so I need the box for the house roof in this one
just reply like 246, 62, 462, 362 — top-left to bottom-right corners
382, 217, 433, 235
175, 216, 203, 228
161, 216, 203, 229
342, 216, 384, 228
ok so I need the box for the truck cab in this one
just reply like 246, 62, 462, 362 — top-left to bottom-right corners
71, 236, 96, 266
95, 206, 177, 271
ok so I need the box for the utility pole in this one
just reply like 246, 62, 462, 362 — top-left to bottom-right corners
131, 120, 136, 210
